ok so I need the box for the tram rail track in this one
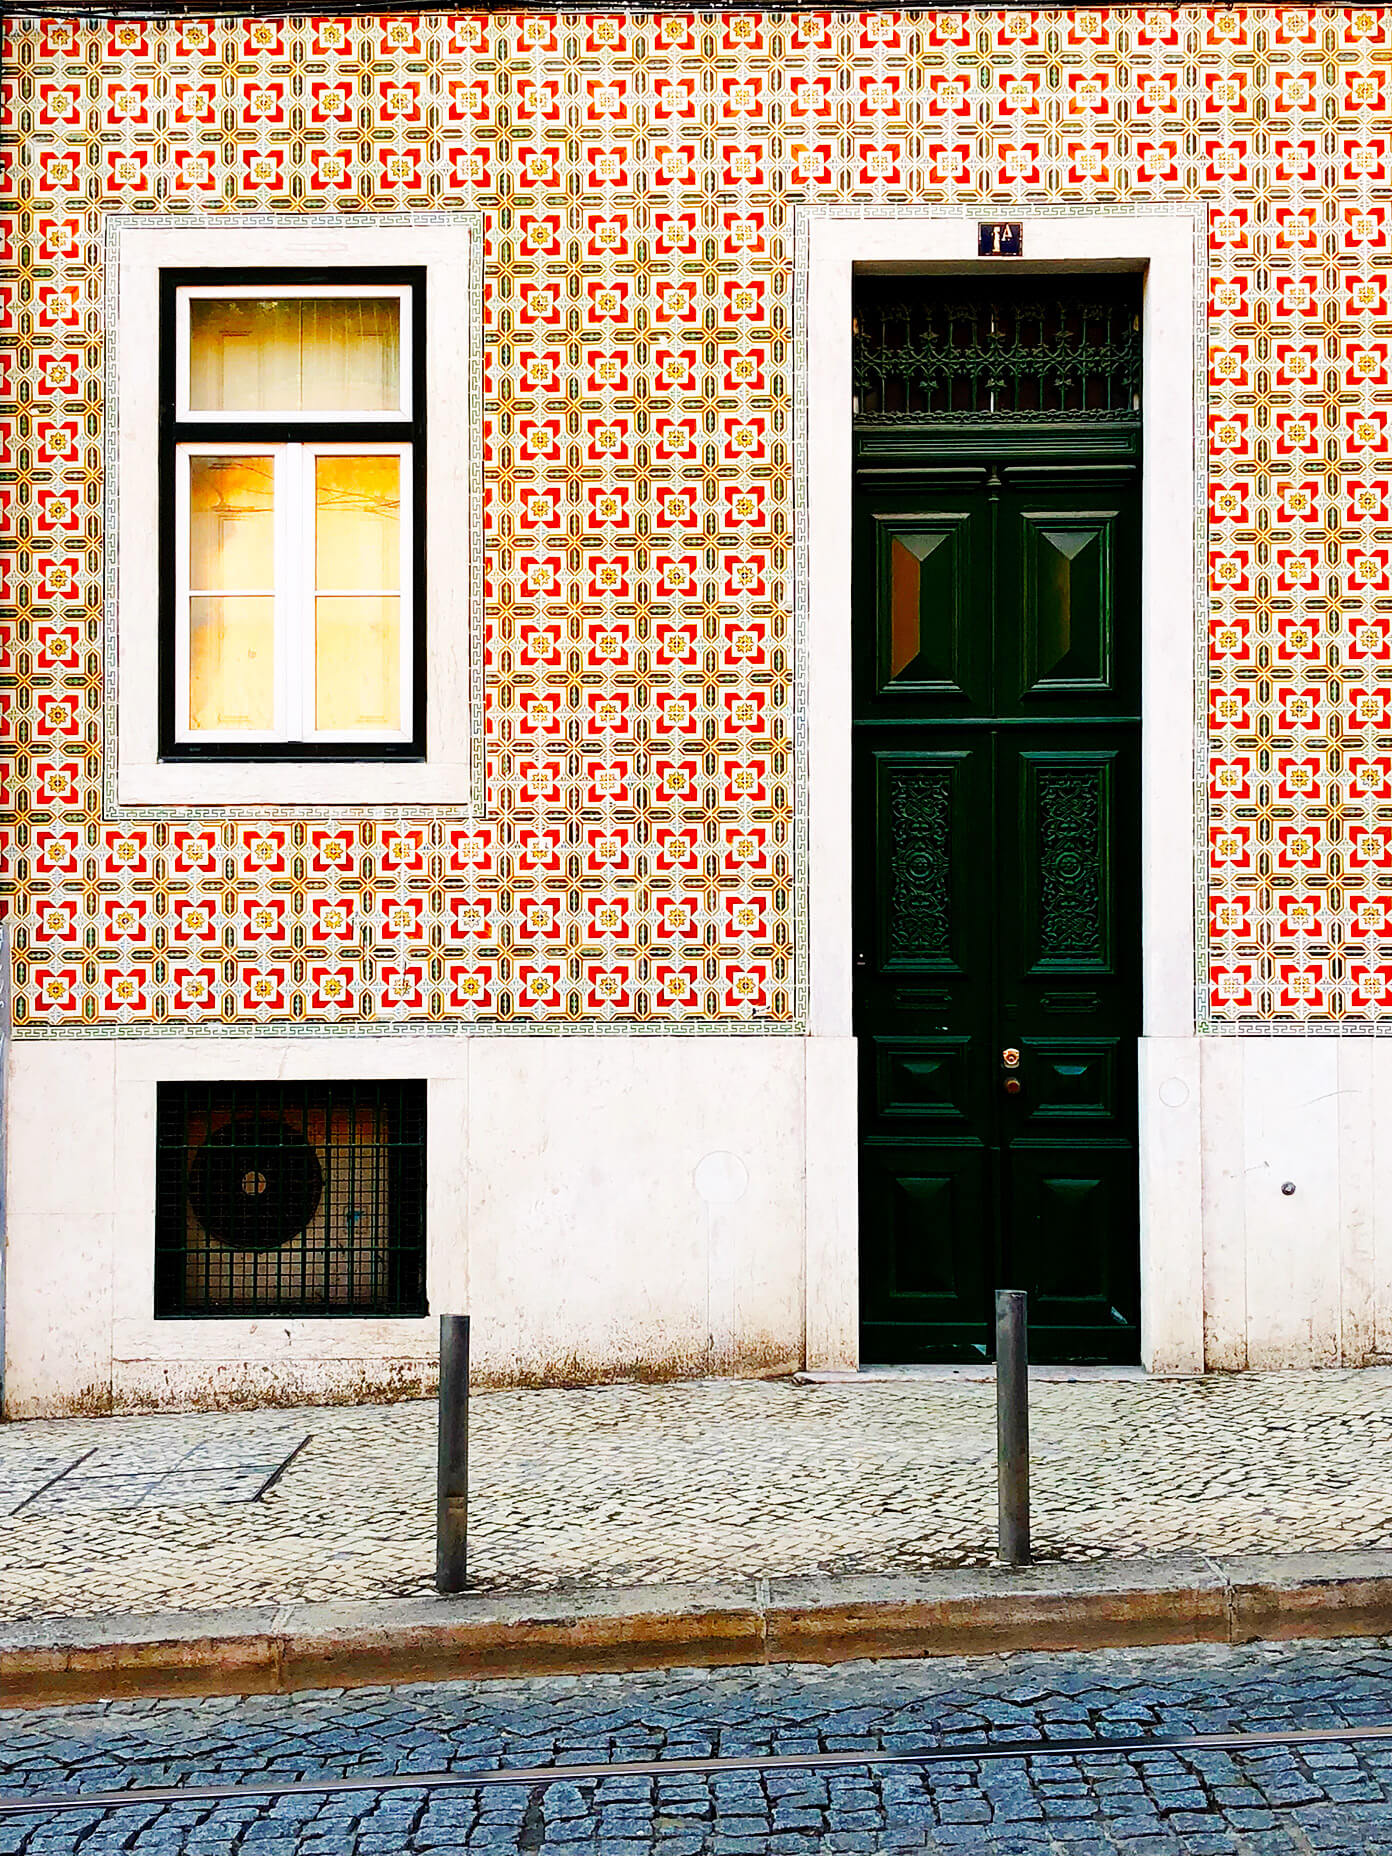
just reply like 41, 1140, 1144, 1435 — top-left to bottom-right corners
5, 1721, 1392, 1819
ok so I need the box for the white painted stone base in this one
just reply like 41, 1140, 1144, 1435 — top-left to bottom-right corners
1, 1033, 858, 1417
5, 1031, 1390, 1415
1139, 1034, 1392, 1374
1195, 1037, 1392, 1371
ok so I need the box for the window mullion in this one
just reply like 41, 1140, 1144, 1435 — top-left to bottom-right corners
174, 447, 191, 740
400, 441, 413, 743
283, 444, 305, 742
302, 443, 318, 743
274, 445, 290, 741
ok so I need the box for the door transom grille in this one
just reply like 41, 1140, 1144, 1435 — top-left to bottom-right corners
852, 275, 1142, 426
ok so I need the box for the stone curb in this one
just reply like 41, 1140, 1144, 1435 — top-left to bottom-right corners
4, 1550, 1392, 1708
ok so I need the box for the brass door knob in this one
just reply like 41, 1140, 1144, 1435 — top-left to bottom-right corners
1004, 1077, 1022, 1096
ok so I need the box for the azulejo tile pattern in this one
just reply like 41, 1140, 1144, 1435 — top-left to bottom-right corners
1, 7, 1389, 1033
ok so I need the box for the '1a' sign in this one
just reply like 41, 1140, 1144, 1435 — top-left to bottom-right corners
978, 222, 1024, 257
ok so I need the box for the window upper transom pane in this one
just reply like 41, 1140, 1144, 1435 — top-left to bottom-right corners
184, 292, 404, 415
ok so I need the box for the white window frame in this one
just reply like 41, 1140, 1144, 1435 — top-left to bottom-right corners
173, 440, 413, 746
174, 283, 413, 423
112, 218, 474, 808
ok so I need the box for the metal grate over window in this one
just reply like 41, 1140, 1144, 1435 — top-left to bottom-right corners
852, 274, 1142, 425
155, 1081, 426, 1319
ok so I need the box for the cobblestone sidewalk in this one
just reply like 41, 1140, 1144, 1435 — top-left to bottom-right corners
3, 1370, 1391, 1625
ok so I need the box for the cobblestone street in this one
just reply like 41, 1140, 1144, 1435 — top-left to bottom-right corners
5, 1638, 1392, 1851
4, 1370, 1392, 1623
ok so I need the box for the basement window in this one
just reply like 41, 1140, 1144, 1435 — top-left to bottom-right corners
155, 1080, 427, 1319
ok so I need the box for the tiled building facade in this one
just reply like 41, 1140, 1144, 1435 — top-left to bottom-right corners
3, 6, 1391, 1413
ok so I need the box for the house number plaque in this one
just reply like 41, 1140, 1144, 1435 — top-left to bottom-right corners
978, 221, 1024, 257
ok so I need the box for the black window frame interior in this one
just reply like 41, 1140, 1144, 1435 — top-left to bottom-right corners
158, 264, 428, 762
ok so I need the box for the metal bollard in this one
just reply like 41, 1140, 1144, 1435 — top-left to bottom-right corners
995, 1289, 1030, 1567
436, 1314, 470, 1594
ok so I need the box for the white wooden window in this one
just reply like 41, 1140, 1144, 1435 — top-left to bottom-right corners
168, 283, 417, 752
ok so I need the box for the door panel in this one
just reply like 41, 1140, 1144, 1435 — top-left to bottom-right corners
858, 489, 992, 717
996, 483, 1140, 718
859, 1143, 991, 1354
1007, 1146, 1139, 1357
1017, 1039, 1118, 1121
873, 1037, 974, 1122
882, 517, 973, 696
873, 747, 986, 976
1031, 754, 1113, 971
1021, 513, 1113, 693
855, 462, 1141, 1365
1007, 742, 1133, 981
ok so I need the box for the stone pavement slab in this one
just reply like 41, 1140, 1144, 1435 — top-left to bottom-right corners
2, 1371, 1391, 1627
11, 1433, 309, 1516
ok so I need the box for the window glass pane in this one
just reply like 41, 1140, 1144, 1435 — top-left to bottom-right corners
187, 296, 402, 413
315, 597, 401, 732
188, 595, 275, 731
300, 300, 402, 413
315, 453, 401, 591
188, 455, 275, 590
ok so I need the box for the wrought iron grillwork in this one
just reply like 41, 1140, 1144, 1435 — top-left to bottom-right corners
155, 1080, 427, 1319
853, 275, 1142, 425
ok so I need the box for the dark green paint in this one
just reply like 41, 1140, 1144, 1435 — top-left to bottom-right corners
854, 448, 1142, 1364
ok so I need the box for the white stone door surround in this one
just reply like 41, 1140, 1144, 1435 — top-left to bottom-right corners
797, 205, 1208, 1374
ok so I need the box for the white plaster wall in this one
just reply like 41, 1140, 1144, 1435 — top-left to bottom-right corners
7, 1029, 1392, 1414
1194, 1036, 1392, 1372
2, 1033, 822, 1416
804, 1036, 859, 1372
465, 1036, 805, 1381
5, 1042, 118, 1413
1137, 1037, 1204, 1375
1140, 1034, 1392, 1374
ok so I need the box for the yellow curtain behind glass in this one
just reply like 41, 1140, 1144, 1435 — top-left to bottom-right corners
188, 297, 401, 413
187, 455, 276, 732
315, 453, 402, 732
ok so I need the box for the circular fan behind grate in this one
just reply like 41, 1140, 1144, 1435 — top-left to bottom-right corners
188, 1114, 325, 1251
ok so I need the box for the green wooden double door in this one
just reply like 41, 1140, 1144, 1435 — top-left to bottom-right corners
854, 456, 1142, 1363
